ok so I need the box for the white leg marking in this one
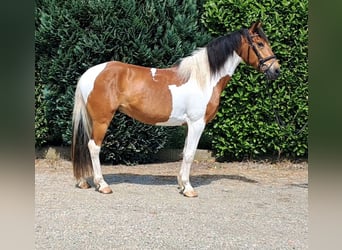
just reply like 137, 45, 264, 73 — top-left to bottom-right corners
88, 140, 109, 190
178, 119, 205, 196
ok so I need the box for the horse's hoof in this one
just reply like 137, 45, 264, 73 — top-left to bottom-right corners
76, 181, 91, 189
97, 186, 113, 194
183, 190, 198, 198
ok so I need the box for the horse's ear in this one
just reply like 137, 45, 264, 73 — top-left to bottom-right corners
249, 21, 262, 32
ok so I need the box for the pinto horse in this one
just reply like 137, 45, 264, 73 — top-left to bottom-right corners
72, 21, 280, 197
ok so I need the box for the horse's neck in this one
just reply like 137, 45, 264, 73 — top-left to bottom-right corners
211, 51, 242, 86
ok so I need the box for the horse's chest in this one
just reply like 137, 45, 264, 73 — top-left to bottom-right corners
157, 81, 213, 125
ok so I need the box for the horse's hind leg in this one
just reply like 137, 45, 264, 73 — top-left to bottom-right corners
89, 120, 114, 194
77, 178, 91, 189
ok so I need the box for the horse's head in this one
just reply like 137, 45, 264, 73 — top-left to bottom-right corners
239, 21, 280, 80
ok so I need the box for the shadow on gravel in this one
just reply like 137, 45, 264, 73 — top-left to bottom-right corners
290, 183, 308, 188
100, 173, 258, 188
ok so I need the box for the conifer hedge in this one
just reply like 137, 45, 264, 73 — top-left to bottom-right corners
35, 0, 210, 164
35, 0, 308, 163
202, 0, 308, 160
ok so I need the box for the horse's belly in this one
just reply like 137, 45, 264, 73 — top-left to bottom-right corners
156, 116, 186, 126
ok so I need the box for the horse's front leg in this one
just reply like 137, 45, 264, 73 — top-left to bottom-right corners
178, 119, 205, 197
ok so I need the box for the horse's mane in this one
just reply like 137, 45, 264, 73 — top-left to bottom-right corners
177, 30, 243, 88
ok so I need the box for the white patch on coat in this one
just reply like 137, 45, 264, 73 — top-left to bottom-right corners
157, 51, 242, 126
212, 51, 242, 82
78, 62, 107, 103
150, 68, 157, 80
156, 79, 210, 126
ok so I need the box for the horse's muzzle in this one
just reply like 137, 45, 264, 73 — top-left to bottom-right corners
265, 67, 280, 80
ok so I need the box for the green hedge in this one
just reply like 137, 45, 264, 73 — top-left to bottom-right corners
201, 0, 308, 160
35, 0, 210, 163
35, 0, 308, 163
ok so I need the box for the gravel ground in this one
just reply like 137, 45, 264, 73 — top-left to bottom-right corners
35, 158, 308, 249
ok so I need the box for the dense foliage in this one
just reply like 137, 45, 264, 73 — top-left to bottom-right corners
202, 0, 308, 160
35, 0, 210, 163
35, 0, 308, 163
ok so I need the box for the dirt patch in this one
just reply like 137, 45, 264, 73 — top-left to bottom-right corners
35, 153, 308, 249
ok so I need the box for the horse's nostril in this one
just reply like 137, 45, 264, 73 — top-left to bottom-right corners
266, 67, 280, 80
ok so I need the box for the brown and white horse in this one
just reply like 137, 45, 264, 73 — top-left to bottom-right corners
72, 21, 280, 197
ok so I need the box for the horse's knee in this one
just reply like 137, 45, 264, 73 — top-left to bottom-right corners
183, 150, 195, 164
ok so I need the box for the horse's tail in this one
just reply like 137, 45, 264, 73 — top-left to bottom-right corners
71, 83, 93, 180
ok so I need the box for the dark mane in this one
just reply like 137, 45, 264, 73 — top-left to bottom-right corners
206, 30, 243, 75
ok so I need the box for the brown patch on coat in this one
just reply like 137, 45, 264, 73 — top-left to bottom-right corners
204, 75, 231, 123
86, 61, 186, 144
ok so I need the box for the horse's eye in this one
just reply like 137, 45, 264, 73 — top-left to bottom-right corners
257, 42, 264, 48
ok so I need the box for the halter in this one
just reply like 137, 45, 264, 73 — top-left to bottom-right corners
243, 29, 307, 136
243, 29, 276, 71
